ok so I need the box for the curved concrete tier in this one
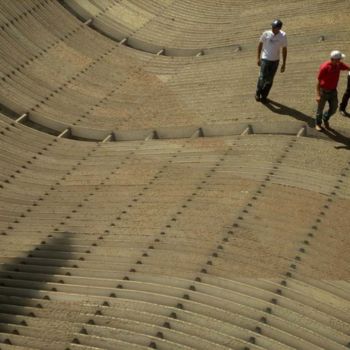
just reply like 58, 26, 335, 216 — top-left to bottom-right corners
1, 117, 350, 349
1, 1, 350, 350
60, 0, 241, 56
60, 0, 349, 53
0, 0, 349, 132
2, 108, 350, 144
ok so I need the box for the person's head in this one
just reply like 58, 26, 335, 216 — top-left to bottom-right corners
271, 19, 283, 34
330, 50, 345, 65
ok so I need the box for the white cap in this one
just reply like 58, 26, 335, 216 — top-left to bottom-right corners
330, 50, 345, 60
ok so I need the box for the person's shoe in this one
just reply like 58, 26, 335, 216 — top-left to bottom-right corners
339, 109, 346, 116
323, 120, 330, 129
260, 97, 268, 104
255, 94, 261, 102
315, 123, 322, 131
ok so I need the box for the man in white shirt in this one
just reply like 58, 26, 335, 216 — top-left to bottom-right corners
255, 19, 288, 103
339, 72, 350, 116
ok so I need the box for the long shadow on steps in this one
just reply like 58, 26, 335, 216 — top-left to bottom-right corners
324, 128, 350, 149
263, 99, 314, 126
0, 232, 78, 348
265, 100, 350, 148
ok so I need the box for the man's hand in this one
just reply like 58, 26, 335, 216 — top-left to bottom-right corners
280, 64, 286, 73
257, 59, 261, 67
316, 94, 321, 103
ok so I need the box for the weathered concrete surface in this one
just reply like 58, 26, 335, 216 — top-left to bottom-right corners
1, 1, 350, 349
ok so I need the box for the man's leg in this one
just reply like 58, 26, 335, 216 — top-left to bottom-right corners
261, 61, 279, 99
323, 90, 338, 120
256, 60, 268, 100
315, 93, 327, 128
339, 75, 350, 112
322, 90, 338, 128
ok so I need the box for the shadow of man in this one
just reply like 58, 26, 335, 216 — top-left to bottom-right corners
323, 128, 350, 149
263, 99, 350, 149
263, 99, 315, 126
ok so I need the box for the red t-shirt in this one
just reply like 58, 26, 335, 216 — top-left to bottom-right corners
318, 61, 350, 90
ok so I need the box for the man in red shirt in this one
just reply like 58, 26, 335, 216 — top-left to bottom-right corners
315, 50, 350, 130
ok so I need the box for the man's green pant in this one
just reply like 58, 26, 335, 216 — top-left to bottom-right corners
256, 59, 279, 99
316, 89, 338, 125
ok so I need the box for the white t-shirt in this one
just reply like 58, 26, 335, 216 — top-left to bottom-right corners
260, 30, 287, 61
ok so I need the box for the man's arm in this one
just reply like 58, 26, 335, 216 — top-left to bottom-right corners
316, 81, 321, 102
316, 65, 325, 102
281, 47, 287, 72
340, 62, 350, 71
257, 42, 263, 66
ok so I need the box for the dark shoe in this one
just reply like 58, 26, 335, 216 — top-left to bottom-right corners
255, 94, 261, 102
260, 97, 268, 104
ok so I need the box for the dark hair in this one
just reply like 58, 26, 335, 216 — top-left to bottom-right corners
272, 19, 283, 29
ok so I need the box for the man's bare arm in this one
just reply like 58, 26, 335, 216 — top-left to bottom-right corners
316, 81, 321, 102
257, 42, 263, 66
281, 47, 287, 72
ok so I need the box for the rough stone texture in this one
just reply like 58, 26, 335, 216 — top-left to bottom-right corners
1, 1, 350, 350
